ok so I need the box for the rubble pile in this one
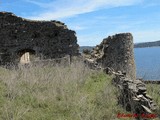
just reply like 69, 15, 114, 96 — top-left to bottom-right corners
112, 71, 158, 114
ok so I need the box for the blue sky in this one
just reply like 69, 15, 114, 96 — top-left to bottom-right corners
0, 0, 160, 46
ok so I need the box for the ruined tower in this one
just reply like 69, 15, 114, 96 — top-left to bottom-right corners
83, 33, 136, 80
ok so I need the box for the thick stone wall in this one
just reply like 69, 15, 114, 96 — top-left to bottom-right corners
111, 70, 158, 116
0, 12, 79, 65
83, 33, 158, 116
83, 33, 136, 80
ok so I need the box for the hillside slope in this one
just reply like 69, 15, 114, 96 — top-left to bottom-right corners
134, 40, 160, 48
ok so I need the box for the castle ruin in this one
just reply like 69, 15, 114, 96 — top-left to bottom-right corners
83, 33, 136, 80
0, 12, 79, 65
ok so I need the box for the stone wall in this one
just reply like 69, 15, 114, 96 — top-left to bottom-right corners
83, 33, 136, 80
0, 12, 79, 65
111, 70, 158, 116
83, 33, 158, 117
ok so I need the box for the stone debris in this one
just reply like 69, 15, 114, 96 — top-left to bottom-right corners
145, 94, 153, 100
112, 71, 158, 115
141, 105, 152, 113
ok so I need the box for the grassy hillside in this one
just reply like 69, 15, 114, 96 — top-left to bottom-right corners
0, 62, 159, 120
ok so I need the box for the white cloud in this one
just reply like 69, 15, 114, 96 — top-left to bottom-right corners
25, 0, 142, 20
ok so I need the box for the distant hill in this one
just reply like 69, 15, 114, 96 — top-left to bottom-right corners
134, 40, 160, 48
80, 40, 160, 52
79, 46, 94, 53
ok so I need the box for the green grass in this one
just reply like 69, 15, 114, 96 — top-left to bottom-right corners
0, 62, 159, 120
0, 62, 122, 120
146, 84, 160, 117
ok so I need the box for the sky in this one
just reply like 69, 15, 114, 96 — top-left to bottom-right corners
0, 0, 160, 46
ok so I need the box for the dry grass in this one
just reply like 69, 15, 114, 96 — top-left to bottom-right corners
0, 61, 125, 120
0, 61, 159, 120
146, 84, 160, 117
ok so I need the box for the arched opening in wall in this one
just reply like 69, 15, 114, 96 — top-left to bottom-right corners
18, 49, 36, 64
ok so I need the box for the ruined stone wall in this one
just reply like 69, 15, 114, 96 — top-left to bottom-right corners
83, 33, 136, 80
112, 70, 158, 116
0, 12, 79, 64
83, 33, 159, 116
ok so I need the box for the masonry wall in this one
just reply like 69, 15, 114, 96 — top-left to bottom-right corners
83, 33, 136, 80
0, 12, 79, 64
82, 33, 159, 114
101, 33, 136, 80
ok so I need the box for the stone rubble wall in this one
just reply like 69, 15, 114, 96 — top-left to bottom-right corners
83, 33, 158, 116
110, 69, 158, 115
83, 33, 136, 80
0, 12, 79, 65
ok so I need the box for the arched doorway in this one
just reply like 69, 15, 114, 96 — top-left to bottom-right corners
18, 49, 35, 64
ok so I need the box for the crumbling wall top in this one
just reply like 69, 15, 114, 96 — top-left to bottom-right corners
0, 11, 79, 64
0, 11, 67, 28
83, 33, 136, 80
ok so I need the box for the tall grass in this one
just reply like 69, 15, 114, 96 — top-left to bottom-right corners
146, 84, 160, 117
0, 61, 124, 120
0, 61, 159, 120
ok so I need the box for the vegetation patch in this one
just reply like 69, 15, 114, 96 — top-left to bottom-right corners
146, 84, 160, 117
0, 62, 159, 120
